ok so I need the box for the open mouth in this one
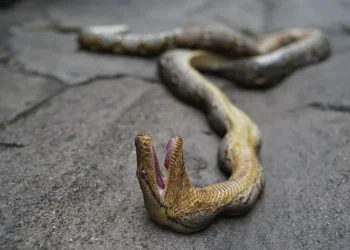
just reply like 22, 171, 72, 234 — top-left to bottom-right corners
151, 138, 175, 197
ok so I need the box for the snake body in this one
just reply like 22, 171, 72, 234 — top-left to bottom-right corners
73, 24, 330, 232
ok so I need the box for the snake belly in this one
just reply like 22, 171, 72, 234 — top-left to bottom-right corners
76, 25, 331, 232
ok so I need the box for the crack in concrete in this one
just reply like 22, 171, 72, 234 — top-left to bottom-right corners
0, 142, 26, 148
308, 101, 350, 114
4, 52, 159, 86
0, 61, 159, 133
74, 74, 159, 86
0, 87, 66, 132
0, 33, 160, 131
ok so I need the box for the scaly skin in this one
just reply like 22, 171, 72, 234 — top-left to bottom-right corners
23, 22, 331, 232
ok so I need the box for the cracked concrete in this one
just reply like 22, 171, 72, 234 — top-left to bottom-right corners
308, 102, 350, 113
0, 65, 63, 124
0, 0, 349, 249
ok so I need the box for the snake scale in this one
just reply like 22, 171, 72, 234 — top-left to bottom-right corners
48, 23, 331, 233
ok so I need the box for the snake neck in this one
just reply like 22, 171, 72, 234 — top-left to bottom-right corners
162, 141, 261, 222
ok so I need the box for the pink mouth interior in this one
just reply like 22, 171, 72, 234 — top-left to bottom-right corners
164, 138, 175, 170
151, 138, 175, 194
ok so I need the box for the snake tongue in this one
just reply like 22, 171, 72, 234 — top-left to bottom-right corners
152, 146, 165, 189
164, 138, 175, 170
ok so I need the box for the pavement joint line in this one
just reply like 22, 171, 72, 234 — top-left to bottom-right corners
307, 102, 350, 114
74, 74, 159, 86
287, 101, 350, 116
0, 87, 66, 132
0, 142, 26, 148
1, 54, 159, 86
0, 71, 159, 133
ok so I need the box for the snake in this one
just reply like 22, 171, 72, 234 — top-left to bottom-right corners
25, 21, 331, 232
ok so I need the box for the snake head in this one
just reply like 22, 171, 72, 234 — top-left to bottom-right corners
135, 133, 199, 231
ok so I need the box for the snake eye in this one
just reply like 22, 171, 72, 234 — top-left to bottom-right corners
139, 169, 147, 178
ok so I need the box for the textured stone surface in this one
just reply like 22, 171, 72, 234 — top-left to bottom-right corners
0, 0, 349, 249
265, 0, 350, 54
0, 66, 63, 124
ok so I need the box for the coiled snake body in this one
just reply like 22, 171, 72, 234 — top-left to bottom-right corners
57, 23, 330, 232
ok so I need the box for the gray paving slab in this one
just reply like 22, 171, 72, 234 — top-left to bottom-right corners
0, 0, 349, 249
265, 0, 350, 54
257, 109, 349, 249
0, 0, 64, 126
0, 66, 63, 124
266, 0, 350, 29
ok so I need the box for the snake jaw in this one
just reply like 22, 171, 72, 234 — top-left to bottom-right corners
135, 134, 190, 203
135, 133, 178, 203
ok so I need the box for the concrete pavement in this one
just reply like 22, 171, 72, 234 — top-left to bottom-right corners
0, 0, 349, 249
